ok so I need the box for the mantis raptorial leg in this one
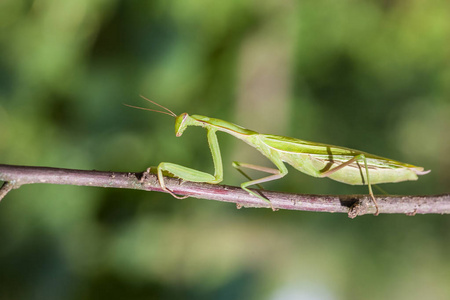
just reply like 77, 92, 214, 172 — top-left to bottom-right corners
156, 128, 223, 199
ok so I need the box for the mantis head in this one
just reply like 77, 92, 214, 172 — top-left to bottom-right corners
175, 113, 189, 137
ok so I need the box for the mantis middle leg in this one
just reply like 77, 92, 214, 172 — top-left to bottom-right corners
232, 157, 288, 210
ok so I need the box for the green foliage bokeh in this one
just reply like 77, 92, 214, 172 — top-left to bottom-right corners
0, 0, 449, 299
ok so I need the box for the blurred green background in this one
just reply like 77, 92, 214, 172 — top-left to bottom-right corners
1, 0, 449, 299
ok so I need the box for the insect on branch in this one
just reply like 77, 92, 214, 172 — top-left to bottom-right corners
0, 164, 448, 218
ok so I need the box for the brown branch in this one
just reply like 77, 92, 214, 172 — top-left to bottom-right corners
0, 164, 448, 218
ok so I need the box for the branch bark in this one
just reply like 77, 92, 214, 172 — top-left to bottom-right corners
0, 164, 448, 218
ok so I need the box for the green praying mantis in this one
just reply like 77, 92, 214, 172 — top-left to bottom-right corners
127, 96, 430, 215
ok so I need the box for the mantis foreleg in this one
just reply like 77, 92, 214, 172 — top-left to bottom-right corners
319, 154, 379, 215
156, 128, 224, 199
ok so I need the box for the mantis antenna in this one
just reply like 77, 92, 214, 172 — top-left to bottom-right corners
124, 95, 177, 117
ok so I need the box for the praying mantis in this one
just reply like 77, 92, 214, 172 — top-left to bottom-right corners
127, 96, 430, 215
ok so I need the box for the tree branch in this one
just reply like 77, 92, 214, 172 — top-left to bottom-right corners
0, 164, 448, 218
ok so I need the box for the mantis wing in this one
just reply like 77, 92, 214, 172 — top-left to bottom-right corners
259, 135, 426, 185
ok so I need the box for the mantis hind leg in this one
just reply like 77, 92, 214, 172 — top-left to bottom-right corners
232, 159, 288, 211
319, 154, 379, 215
374, 185, 388, 195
